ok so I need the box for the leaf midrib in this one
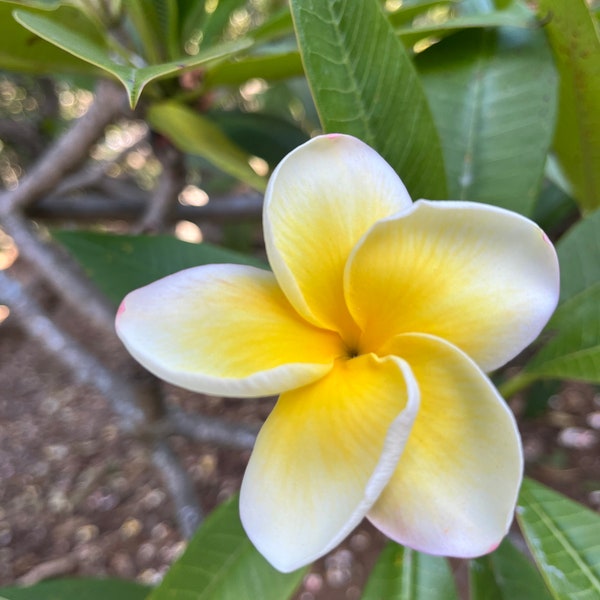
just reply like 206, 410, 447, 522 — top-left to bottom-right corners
521, 491, 600, 597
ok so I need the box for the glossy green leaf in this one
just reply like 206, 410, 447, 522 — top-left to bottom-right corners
13, 9, 252, 107
361, 543, 458, 600
554, 208, 600, 304
147, 102, 267, 191
205, 51, 304, 87
209, 111, 309, 168
397, 8, 534, 47
531, 178, 578, 239
539, 0, 600, 212
526, 210, 600, 382
417, 22, 557, 215
149, 495, 306, 600
526, 284, 600, 382
291, 0, 447, 200
0, 3, 100, 75
517, 478, 600, 600
52, 230, 265, 305
0, 578, 149, 600
469, 539, 553, 600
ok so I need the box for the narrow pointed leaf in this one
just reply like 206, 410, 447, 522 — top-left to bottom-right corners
417, 22, 557, 214
52, 230, 265, 305
470, 539, 553, 600
0, 3, 100, 75
290, 0, 447, 200
539, 0, 600, 212
147, 102, 267, 191
13, 9, 251, 107
517, 478, 600, 600
361, 543, 458, 600
148, 495, 306, 600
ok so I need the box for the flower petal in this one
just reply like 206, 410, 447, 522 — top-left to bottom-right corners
240, 354, 420, 572
368, 333, 523, 557
346, 200, 559, 371
116, 264, 344, 397
264, 134, 412, 339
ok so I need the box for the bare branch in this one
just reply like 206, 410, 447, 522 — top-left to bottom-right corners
0, 119, 45, 157
0, 269, 146, 430
134, 142, 185, 233
167, 404, 258, 450
52, 135, 149, 198
0, 80, 129, 214
152, 441, 204, 537
17, 556, 78, 586
28, 190, 264, 224
1, 212, 115, 330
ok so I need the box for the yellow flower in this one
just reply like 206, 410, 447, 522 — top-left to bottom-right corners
116, 134, 559, 572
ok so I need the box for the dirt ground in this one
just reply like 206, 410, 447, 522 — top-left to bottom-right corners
1, 276, 599, 599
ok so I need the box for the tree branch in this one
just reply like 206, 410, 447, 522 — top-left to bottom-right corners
28, 190, 264, 223
0, 79, 129, 215
1, 212, 115, 331
134, 141, 185, 233
0, 269, 146, 430
167, 405, 258, 450
152, 441, 204, 538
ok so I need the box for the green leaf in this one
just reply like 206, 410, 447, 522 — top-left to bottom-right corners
209, 111, 309, 168
554, 208, 600, 304
525, 210, 600, 382
361, 543, 458, 600
396, 9, 535, 48
531, 179, 578, 239
539, 0, 600, 212
205, 51, 304, 87
0, 578, 150, 600
52, 230, 266, 305
0, 3, 100, 75
517, 478, 600, 600
147, 101, 267, 191
386, 0, 455, 29
469, 539, 553, 600
290, 0, 447, 200
13, 9, 252, 107
416, 22, 557, 215
526, 284, 600, 383
149, 495, 306, 600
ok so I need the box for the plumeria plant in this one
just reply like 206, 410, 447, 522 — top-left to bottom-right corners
0, 0, 599, 599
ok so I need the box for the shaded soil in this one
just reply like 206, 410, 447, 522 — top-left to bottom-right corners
1, 280, 599, 599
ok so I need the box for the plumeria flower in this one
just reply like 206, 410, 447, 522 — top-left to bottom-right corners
116, 134, 559, 572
